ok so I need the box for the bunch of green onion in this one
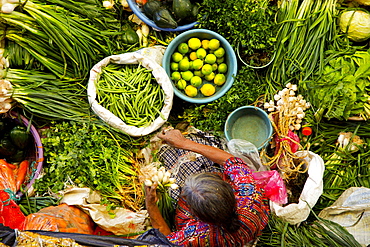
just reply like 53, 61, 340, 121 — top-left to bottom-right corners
266, 0, 338, 97
0, 0, 123, 79
1, 68, 92, 121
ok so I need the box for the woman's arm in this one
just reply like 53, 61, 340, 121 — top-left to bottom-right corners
157, 129, 233, 165
145, 183, 172, 236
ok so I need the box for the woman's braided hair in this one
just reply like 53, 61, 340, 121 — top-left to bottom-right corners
181, 172, 240, 232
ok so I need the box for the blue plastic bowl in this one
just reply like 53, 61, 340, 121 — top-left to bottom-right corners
162, 29, 238, 104
224, 106, 273, 150
126, 0, 198, 32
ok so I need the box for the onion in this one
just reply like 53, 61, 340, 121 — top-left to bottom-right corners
1, 3, 16, 13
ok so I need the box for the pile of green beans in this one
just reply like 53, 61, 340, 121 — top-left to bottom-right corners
96, 63, 165, 128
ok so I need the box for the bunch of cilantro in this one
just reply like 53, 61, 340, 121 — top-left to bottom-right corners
197, 0, 278, 55
34, 120, 147, 209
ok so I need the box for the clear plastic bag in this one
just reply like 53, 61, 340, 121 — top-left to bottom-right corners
227, 139, 267, 171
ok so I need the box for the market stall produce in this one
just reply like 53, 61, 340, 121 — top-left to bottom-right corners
0, 0, 369, 246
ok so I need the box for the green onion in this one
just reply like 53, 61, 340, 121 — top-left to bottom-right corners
265, 0, 338, 99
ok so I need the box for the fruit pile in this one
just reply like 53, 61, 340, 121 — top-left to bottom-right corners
169, 37, 228, 97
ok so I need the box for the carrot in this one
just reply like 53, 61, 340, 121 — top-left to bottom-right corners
0, 159, 17, 192
16, 160, 29, 192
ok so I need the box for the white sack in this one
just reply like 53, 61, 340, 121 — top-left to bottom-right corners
270, 151, 325, 225
319, 187, 370, 246
87, 46, 173, 136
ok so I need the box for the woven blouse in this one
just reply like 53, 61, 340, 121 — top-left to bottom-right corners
167, 157, 270, 247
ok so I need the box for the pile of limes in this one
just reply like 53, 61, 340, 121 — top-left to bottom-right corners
169, 37, 228, 98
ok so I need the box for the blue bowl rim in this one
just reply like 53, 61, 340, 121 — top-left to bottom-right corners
224, 106, 273, 150
126, 0, 198, 32
163, 29, 238, 104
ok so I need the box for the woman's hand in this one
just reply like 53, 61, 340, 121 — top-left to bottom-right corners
144, 182, 172, 236
145, 183, 158, 207
157, 128, 189, 149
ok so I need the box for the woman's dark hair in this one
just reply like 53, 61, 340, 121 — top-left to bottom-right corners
181, 172, 240, 232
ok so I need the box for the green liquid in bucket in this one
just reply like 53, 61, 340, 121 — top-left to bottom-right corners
231, 114, 268, 148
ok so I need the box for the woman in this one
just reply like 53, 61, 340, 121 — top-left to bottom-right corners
145, 128, 270, 246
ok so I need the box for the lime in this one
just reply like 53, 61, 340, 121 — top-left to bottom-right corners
171, 71, 181, 81
190, 76, 203, 87
192, 59, 204, 70
181, 70, 194, 81
201, 39, 210, 50
212, 63, 218, 71
178, 42, 189, 54
216, 57, 225, 64
208, 39, 220, 50
204, 72, 215, 81
177, 79, 187, 90
189, 51, 198, 61
214, 73, 226, 86
201, 64, 213, 76
188, 61, 194, 70
179, 59, 190, 71
194, 70, 203, 77
171, 62, 179, 71
214, 47, 225, 58
200, 83, 216, 97
172, 52, 183, 62
218, 63, 228, 73
185, 85, 198, 97
196, 48, 207, 60
188, 37, 202, 50
205, 54, 217, 64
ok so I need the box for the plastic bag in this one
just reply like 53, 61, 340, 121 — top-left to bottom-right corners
252, 170, 287, 204
0, 190, 25, 230
319, 187, 370, 246
87, 46, 174, 137
0, 224, 179, 247
270, 151, 325, 225
227, 139, 267, 171
22, 203, 95, 234
60, 187, 148, 236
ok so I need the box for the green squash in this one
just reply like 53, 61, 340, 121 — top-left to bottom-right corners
9, 125, 30, 150
0, 136, 17, 157
122, 27, 139, 45
143, 0, 163, 19
172, 0, 193, 20
153, 8, 178, 29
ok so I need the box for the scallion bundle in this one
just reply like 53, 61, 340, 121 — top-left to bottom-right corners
1, 68, 92, 121
266, 0, 338, 97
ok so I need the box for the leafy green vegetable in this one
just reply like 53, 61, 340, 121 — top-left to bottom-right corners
197, 0, 278, 54
302, 50, 370, 121
35, 120, 148, 210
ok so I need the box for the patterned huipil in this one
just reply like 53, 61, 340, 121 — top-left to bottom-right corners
167, 157, 270, 247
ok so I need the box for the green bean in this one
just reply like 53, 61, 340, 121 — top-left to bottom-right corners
96, 63, 165, 128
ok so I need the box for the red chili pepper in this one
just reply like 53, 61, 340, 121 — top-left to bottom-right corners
302, 126, 313, 136
16, 160, 29, 192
